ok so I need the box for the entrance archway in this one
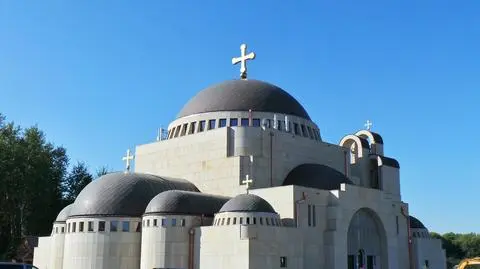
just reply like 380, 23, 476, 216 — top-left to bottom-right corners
347, 208, 388, 269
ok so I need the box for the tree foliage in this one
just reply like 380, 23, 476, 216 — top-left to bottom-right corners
0, 113, 96, 260
63, 162, 93, 205
431, 232, 480, 268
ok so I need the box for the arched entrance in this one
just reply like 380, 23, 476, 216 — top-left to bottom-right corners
347, 208, 388, 269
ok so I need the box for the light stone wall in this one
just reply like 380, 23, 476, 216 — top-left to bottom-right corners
197, 225, 303, 269
250, 184, 410, 269
63, 217, 141, 269
325, 184, 410, 269
381, 165, 401, 200
33, 236, 51, 269
140, 214, 208, 269
136, 113, 347, 197
48, 223, 67, 269
412, 236, 447, 269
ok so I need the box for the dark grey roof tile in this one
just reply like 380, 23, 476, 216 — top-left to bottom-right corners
177, 79, 311, 120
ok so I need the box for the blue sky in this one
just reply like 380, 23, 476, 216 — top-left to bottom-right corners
1, 1, 478, 234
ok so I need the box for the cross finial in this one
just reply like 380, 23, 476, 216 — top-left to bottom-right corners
364, 120, 373, 130
122, 149, 135, 173
242, 174, 253, 194
232, 44, 256, 79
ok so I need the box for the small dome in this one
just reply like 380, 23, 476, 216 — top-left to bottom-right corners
219, 194, 276, 213
177, 79, 311, 120
145, 190, 230, 216
70, 172, 198, 217
409, 216, 427, 229
283, 163, 354, 190
55, 204, 73, 222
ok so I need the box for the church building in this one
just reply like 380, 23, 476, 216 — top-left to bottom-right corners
33, 44, 446, 269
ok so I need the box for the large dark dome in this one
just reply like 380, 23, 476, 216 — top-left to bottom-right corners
177, 79, 311, 120
69, 172, 199, 218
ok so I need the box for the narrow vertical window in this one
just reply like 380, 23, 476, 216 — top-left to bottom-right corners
189, 122, 196, 134
280, 257, 287, 268
219, 118, 227, 127
226, 218, 230, 225
61, 227, 65, 233
308, 205, 312, 226
294, 123, 300, 135
122, 221, 129, 232
208, 119, 216, 130
161, 219, 167, 227
180, 219, 185, 226
98, 221, 106, 232
277, 120, 283, 130
230, 118, 238, 126
110, 221, 118, 232
55, 227, 58, 234
246, 217, 250, 224
253, 217, 257, 225
172, 218, 177, 226
174, 126, 181, 137
198, 120, 206, 132
241, 118, 249, 126
79, 222, 84, 232
72, 222, 76, 233
239, 217, 243, 224
181, 123, 188, 136
147, 219, 150, 227
233, 218, 237, 225
136, 222, 141, 232
301, 125, 308, 137
252, 119, 260, 127
153, 219, 157, 227
307, 126, 314, 139
259, 218, 263, 225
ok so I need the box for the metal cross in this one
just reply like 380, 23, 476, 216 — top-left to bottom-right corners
364, 120, 373, 130
232, 44, 256, 79
122, 149, 134, 173
242, 174, 253, 193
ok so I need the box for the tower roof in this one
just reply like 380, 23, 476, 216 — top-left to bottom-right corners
177, 79, 311, 120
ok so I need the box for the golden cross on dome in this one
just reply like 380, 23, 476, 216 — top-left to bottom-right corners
232, 44, 256, 79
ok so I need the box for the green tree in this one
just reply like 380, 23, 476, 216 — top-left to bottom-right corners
63, 162, 93, 204
0, 117, 69, 259
95, 165, 110, 178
